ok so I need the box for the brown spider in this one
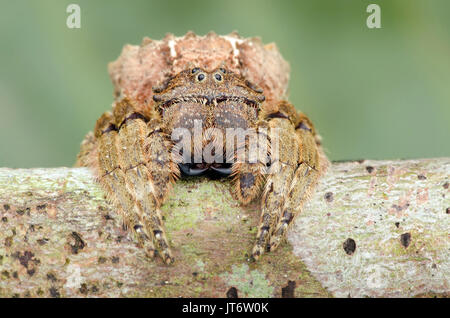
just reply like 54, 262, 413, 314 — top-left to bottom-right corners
76, 34, 327, 264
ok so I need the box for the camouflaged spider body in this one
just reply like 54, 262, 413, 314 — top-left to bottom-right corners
76, 35, 327, 264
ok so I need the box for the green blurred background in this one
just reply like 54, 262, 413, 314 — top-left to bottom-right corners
0, 0, 449, 168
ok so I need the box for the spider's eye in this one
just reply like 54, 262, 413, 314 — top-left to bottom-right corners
219, 68, 226, 74
192, 67, 200, 74
214, 73, 223, 82
196, 73, 206, 82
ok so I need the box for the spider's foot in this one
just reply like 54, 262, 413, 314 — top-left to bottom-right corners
269, 240, 283, 253
251, 242, 266, 261
152, 229, 175, 265
136, 233, 174, 264
161, 249, 175, 265
268, 227, 286, 252
133, 225, 156, 258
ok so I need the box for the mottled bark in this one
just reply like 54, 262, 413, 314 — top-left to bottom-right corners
0, 158, 448, 298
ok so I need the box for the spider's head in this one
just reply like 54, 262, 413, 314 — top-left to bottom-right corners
152, 67, 265, 106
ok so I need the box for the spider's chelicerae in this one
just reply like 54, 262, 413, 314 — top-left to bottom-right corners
77, 54, 327, 265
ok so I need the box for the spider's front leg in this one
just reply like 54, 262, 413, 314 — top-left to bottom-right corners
232, 126, 268, 205
251, 101, 321, 260
95, 98, 178, 264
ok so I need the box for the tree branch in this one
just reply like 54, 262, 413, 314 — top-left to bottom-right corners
0, 158, 448, 297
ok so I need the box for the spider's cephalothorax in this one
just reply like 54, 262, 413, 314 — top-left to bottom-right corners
153, 67, 266, 177
78, 65, 326, 264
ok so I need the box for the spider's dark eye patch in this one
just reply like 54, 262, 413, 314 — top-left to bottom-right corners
197, 73, 205, 81
219, 68, 226, 74
192, 67, 200, 74
214, 73, 223, 82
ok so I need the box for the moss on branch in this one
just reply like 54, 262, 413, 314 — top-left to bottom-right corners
0, 158, 448, 297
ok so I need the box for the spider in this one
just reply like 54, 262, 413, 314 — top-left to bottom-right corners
76, 36, 327, 265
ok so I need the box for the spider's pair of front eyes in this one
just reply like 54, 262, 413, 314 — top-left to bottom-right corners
191, 67, 225, 83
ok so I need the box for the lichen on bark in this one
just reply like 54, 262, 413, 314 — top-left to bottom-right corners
0, 158, 448, 297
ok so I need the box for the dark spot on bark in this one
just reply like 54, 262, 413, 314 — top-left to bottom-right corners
226, 287, 238, 298
98, 256, 107, 264
36, 204, 47, 211
400, 232, 411, 248
366, 166, 374, 174
14, 250, 35, 268
28, 224, 35, 232
111, 256, 120, 264
27, 268, 35, 276
79, 283, 88, 295
49, 287, 60, 298
446, 207, 450, 214
12, 293, 19, 298
343, 238, 356, 255
357, 159, 365, 164
3, 204, 10, 211
12, 271, 18, 279
91, 285, 99, 293
103, 214, 113, 221
37, 238, 49, 246
281, 280, 296, 298
417, 174, 427, 180
46, 272, 57, 282
16, 208, 26, 216
192, 272, 198, 277
1, 217, 7, 223
68, 232, 85, 254
395, 222, 400, 228
432, 263, 437, 269
240, 173, 255, 189
443, 182, 449, 189
1, 270, 10, 278
36, 288, 43, 296
324, 192, 334, 202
